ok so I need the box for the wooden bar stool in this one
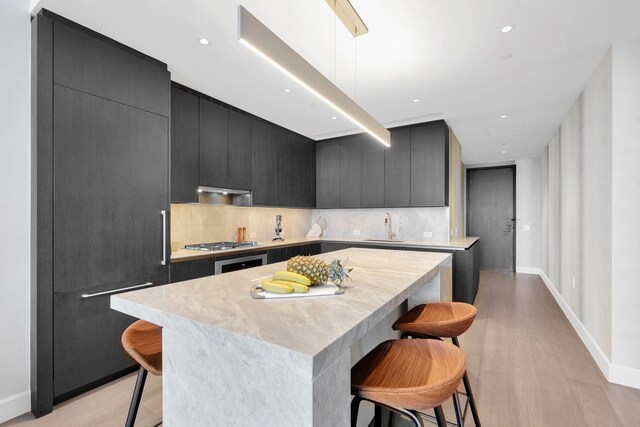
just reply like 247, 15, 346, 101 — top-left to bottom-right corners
351, 339, 466, 427
121, 320, 162, 427
393, 303, 481, 427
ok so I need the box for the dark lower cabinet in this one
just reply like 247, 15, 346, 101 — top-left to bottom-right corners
170, 258, 215, 282
53, 276, 166, 400
320, 242, 352, 253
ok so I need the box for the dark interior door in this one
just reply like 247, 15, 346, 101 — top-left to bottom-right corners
467, 167, 515, 271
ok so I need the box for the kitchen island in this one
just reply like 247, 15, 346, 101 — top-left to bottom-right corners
111, 248, 452, 426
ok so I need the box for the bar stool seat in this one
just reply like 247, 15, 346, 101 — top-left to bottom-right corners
351, 339, 465, 426
121, 320, 162, 427
392, 302, 477, 338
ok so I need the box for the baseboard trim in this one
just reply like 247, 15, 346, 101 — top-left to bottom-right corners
537, 269, 640, 389
515, 267, 541, 274
0, 390, 30, 424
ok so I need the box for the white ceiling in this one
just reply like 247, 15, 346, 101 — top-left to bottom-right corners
31, 0, 640, 163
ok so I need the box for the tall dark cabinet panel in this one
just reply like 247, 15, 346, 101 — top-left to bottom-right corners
293, 134, 316, 208
199, 98, 229, 188
316, 139, 341, 208
384, 128, 411, 207
361, 134, 386, 207
32, 11, 170, 416
410, 121, 449, 207
228, 110, 252, 190
275, 128, 296, 206
340, 134, 362, 208
251, 119, 277, 206
171, 85, 199, 202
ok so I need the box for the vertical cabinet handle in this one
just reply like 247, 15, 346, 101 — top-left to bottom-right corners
161, 210, 167, 266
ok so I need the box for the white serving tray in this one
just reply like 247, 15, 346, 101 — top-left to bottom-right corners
250, 283, 344, 299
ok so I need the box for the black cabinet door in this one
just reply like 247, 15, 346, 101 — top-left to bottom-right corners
251, 119, 277, 206
385, 128, 411, 207
170, 259, 215, 282
267, 248, 287, 264
275, 128, 295, 206
53, 276, 167, 398
340, 134, 362, 208
53, 21, 170, 117
321, 242, 351, 253
199, 98, 229, 188
410, 121, 449, 207
293, 135, 317, 208
361, 134, 386, 207
316, 139, 341, 208
53, 86, 168, 293
171, 85, 199, 202
228, 110, 252, 190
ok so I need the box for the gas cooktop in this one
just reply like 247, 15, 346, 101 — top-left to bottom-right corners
184, 241, 260, 252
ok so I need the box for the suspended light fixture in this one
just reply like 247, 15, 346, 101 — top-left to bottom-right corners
238, 5, 391, 147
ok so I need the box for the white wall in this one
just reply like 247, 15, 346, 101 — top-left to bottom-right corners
611, 38, 640, 371
515, 158, 541, 270
0, 0, 32, 422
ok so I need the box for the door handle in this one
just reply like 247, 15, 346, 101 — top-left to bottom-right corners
161, 210, 167, 266
81, 282, 154, 299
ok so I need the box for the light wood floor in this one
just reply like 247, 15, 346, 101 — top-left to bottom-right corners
4, 270, 640, 426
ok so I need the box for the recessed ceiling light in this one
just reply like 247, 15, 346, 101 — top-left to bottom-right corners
501, 150, 507, 154
500, 25, 513, 33
501, 53, 513, 61
413, 98, 420, 103
283, 88, 291, 93
331, 116, 337, 120
199, 38, 210, 45
501, 114, 508, 118
222, 192, 228, 195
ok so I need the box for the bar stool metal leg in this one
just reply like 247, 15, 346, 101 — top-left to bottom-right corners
452, 392, 464, 427
451, 337, 481, 427
433, 406, 447, 427
125, 366, 147, 427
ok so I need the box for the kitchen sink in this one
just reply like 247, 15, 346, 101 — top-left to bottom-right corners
364, 239, 405, 243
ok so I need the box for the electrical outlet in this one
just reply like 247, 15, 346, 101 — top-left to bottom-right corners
353, 229, 361, 236
423, 231, 433, 238
249, 232, 256, 239
523, 225, 530, 231
572, 277, 576, 289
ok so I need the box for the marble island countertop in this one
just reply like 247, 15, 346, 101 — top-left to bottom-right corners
112, 248, 451, 372
170, 235, 479, 263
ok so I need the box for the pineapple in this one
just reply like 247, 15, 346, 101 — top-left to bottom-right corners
287, 256, 352, 285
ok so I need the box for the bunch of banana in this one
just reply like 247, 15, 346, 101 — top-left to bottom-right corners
261, 271, 311, 294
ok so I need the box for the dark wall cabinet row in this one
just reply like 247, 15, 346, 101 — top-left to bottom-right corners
171, 85, 316, 207
33, 11, 170, 415
169, 243, 321, 283
316, 121, 450, 208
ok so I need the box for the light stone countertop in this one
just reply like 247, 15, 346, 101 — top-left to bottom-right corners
112, 248, 451, 377
170, 235, 478, 263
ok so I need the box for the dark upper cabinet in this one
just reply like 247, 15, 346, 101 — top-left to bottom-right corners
316, 139, 341, 208
251, 119, 277, 206
361, 134, 386, 207
294, 134, 316, 208
53, 21, 170, 117
275, 128, 295, 206
340, 134, 362, 208
228, 110, 252, 190
411, 121, 449, 206
199, 98, 229, 188
171, 85, 199, 202
385, 127, 412, 207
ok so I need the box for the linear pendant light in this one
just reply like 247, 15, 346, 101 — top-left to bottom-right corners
238, 6, 391, 147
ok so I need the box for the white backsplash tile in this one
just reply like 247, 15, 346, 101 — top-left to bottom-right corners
311, 207, 450, 241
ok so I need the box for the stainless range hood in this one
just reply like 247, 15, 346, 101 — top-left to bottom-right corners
197, 186, 252, 206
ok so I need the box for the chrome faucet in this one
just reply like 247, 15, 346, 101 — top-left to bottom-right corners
384, 212, 396, 240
